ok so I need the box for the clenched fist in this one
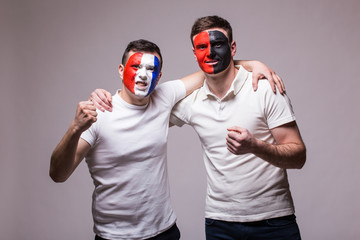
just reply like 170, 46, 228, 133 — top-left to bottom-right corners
226, 126, 256, 155
72, 101, 97, 133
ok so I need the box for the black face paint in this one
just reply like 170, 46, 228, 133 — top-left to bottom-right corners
208, 31, 232, 74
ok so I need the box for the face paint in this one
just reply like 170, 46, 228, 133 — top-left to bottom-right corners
123, 53, 160, 97
193, 30, 232, 74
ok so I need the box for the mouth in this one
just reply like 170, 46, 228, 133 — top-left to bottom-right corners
135, 81, 148, 90
205, 59, 218, 65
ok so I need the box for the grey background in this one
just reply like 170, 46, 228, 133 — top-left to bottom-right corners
1, 0, 359, 239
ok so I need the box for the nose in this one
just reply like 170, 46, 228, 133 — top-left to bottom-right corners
207, 49, 216, 59
138, 67, 148, 80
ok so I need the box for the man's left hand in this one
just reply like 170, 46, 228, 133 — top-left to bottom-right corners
226, 126, 257, 155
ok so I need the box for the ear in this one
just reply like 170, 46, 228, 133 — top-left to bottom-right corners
192, 47, 198, 62
119, 64, 125, 79
158, 72, 162, 81
230, 41, 237, 57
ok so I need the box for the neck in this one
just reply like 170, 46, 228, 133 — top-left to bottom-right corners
119, 85, 149, 106
204, 62, 238, 99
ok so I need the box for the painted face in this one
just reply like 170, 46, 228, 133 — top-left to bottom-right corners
193, 30, 232, 74
123, 52, 161, 97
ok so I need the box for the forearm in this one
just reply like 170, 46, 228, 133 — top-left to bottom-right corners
50, 123, 82, 182
252, 138, 306, 169
233, 60, 255, 71
180, 71, 205, 96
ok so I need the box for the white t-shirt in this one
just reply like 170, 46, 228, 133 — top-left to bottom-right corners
170, 66, 296, 222
81, 80, 186, 240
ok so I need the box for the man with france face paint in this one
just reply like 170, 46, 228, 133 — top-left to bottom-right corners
168, 16, 306, 240
50, 39, 213, 240
123, 52, 161, 98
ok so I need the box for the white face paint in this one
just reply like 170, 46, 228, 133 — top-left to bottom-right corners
134, 54, 156, 97
123, 53, 160, 98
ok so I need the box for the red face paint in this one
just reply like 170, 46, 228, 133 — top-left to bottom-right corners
193, 31, 213, 73
193, 30, 232, 74
123, 52, 161, 97
123, 53, 143, 94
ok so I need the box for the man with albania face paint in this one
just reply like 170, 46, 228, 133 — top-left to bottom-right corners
57, 37, 285, 238
168, 16, 306, 240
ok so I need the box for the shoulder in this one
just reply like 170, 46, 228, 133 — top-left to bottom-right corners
243, 76, 280, 101
156, 80, 185, 93
151, 80, 186, 105
171, 87, 202, 116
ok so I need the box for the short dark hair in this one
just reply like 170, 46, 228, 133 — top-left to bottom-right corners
121, 39, 163, 70
190, 15, 233, 46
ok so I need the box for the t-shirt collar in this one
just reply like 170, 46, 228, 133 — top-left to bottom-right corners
201, 66, 249, 101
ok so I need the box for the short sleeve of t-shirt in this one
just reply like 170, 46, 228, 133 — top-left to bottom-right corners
169, 89, 196, 127
81, 110, 101, 147
259, 81, 296, 129
153, 80, 187, 109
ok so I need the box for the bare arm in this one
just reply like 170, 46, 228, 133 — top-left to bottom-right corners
90, 60, 282, 111
226, 121, 306, 169
180, 71, 205, 96
49, 101, 97, 182
90, 71, 206, 112
234, 60, 285, 94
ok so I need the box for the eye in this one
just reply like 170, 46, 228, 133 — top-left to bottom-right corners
213, 41, 224, 48
147, 66, 155, 71
131, 64, 140, 69
196, 44, 208, 50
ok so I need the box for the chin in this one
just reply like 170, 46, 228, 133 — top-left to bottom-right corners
134, 90, 149, 98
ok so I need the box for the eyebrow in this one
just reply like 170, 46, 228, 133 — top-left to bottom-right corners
137, 63, 155, 67
209, 31, 228, 40
211, 35, 227, 41
195, 42, 208, 47
212, 39, 226, 43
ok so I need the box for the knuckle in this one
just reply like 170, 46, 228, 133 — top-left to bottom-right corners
234, 142, 241, 148
79, 104, 86, 111
100, 96, 107, 102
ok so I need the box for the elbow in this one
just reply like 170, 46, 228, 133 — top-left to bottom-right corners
295, 148, 307, 169
49, 170, 67, 183
50, 153, 71, 183
50, 176, 66, 183
296, 158, 306, 169
49, 161, 68, 183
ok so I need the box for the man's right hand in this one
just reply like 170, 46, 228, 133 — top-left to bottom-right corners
89, 89, 113, 112
72, 101, 98, 133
